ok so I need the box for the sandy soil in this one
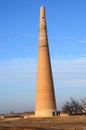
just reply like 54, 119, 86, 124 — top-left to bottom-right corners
0, 116, 86, 130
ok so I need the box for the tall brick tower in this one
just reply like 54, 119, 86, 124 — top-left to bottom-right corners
35, 6, 56, 117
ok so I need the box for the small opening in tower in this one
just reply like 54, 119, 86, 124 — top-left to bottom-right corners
42, 17, 44, 19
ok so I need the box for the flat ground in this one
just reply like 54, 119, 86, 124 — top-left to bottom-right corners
0, 116, 86, 130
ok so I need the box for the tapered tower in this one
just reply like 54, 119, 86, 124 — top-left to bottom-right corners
35, 6, 56, 117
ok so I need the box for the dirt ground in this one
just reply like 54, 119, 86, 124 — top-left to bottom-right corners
0, 116, 86, 130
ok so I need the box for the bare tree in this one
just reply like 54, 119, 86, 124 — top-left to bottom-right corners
62, 98, 83, 115
80, 98, 86, 113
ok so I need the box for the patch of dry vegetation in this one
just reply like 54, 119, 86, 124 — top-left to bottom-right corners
0, 116, 86, 130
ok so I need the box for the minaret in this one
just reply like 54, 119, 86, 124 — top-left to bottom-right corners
35, 6, 57, 117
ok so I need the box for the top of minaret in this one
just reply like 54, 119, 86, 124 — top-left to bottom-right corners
40, 6, 45, 14
39, 6, 48, 47
40, 6, 46, 24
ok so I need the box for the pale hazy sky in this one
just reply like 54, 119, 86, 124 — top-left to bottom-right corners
0, 0, 86, 113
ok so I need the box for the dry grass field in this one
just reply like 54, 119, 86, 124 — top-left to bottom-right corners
0, 116, 86, 130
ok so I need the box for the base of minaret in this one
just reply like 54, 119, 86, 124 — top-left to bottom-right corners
35, 109, 57, 117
